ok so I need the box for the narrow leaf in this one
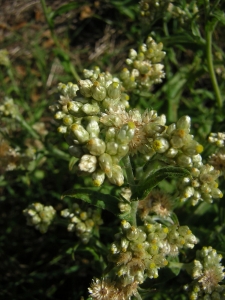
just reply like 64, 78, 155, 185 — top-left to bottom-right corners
133, 167, 190, 200
62, 188, 121, 215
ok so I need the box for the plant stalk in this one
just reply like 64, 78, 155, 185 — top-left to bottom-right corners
206, 25, 223, 107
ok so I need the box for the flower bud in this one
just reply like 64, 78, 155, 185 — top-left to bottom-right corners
70, 124, 89, 144
92, 169, 105, 186
78, 79, 93, 97
91, 81, 106, 101
86, 138, 106, 156
98, 153, 113, 178
108, 164, 124, 186
107, 82, 121, 99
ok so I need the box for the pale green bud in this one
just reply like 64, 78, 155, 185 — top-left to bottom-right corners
116, 144, 129, 159
126, 226, 139, 241
105, 127, 116, 141
92, 169, 105, 186
120, 68, 130, 80
98, 153, 113, 178
67, 101, 83, 115
177, 154, 192, 167
106, 142, 118, 156
107, 82, 121, 99
70, 124, 89, 143
78, 79, 93, 97
86, 119, 100, 138
57, 126, 67, 133
91, 81, 106, 101
86, 138, 106, 156
61, 209, 70, 218
78, 154, 97, 173
165, 147, 178, 158
82, 102, 100, 115
63, 115, 74, 126
177, 116, 191, 130
54, 111, 65, 119
118, 203, 131, 214
108, 164, 124, 186
117, 122, 136, 144
167, 123, 176, 135
68, 223, 75, 231
58, 82, 79, 98
76, 222, 86, 233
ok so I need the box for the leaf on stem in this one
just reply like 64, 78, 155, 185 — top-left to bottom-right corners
133, 166, 190, 200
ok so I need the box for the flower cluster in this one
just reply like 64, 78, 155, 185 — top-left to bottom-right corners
0, 97, 19, 119
0, 133, 35, 174
120, 36, 165, 91
140, 0, 172, 20
179, 163, 222, 205
23, 203, 56, 233
208, 132, 225, 177
184, 247, 225, 299
88, 277, 139, 300
61, 203, 103, 244
107, 221, 197, 287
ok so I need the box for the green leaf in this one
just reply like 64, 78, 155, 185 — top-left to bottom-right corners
133, 167, 190, 200
212, 11, 225, 25
51, 3, 82, 19
62, 187, 121, 215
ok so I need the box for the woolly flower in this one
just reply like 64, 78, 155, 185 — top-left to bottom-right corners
138, 190, 172, 219
88, 278, 118, 300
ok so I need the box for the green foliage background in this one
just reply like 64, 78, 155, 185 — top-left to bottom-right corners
0, 0, 225, 299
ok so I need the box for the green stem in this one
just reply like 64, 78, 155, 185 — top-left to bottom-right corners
16, 116, 40, 139
206, 25, 223, 107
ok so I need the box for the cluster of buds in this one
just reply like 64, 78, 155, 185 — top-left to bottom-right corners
107, 220, 197, 288
167, 1, 199, 24
23, 203, 56, 234
184, 247, 225, 299
120, 36, 165, 90
179, 162, 223, 205
0, 134, 35, 174
0, 97, 19, 119
208, 132, 225, 177
0, 138, 21, 173
61, 203, 103, 244
139, 0, 172, 21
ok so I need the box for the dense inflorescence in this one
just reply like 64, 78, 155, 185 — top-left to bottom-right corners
61, 203, 103, 244
23, 203, 56, 233
184, 247, 225, 300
